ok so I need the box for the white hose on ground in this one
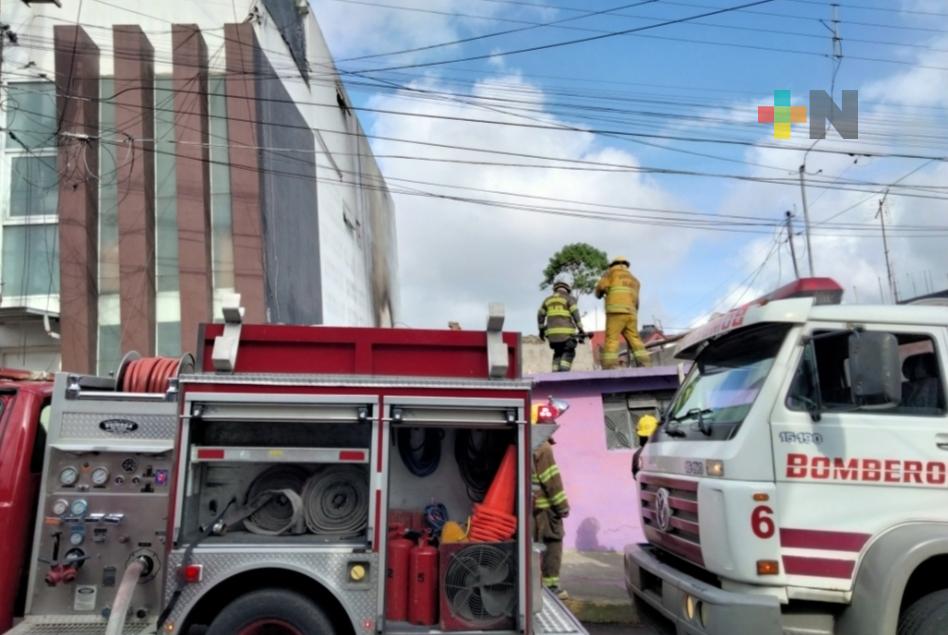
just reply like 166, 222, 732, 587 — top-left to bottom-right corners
105, 558, 145, 635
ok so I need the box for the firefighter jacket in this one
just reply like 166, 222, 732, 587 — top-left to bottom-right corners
532, 441, 570, 519
537, 291, 582, 343
595, 264, 641, 315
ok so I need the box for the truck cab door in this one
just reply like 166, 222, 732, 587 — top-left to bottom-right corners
770, 323, 948, 591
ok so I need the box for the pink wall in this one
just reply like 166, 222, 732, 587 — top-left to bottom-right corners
546, 390, 645, 552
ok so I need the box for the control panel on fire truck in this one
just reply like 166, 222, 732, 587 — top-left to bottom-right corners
24, 372, 178, 624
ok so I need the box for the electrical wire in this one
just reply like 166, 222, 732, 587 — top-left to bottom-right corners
10, 84, 948, 194
455, 429, 514, 501
397, 428, 443, 477
424, 503, 449, 537
333, 0, 777, 73
340, 0, 660, 62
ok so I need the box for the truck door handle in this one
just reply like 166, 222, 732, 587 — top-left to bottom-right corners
936, 435, 948, 451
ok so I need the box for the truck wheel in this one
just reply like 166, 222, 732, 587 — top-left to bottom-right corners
898, 590, 948, 635
207, 588, 335, 635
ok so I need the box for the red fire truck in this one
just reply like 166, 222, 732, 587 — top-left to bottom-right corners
2, 308, 585, 635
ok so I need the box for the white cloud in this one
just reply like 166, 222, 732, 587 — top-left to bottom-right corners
862, 34, 948, 109
312, 0, 948, 339
363, 72, 698, 332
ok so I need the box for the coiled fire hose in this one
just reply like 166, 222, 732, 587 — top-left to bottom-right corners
243, 467, 308, 536
120, 356, 187, 393
302, 466, 369, 537
105, 557, 147, 635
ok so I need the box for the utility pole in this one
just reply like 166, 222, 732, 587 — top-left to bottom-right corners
795, 4, 842, 280
798, 165, 815, 277
784, 211, 801, 279
876, 191, 898, 304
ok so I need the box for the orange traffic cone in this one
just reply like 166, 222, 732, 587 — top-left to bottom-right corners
481, 445, 516, 515
468, 445, 518, 542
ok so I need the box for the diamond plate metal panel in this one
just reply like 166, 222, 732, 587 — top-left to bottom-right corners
165, 547, 379, 631
6, 616, 152, 635
58, 411, 177, 440
535, 593, 586, 635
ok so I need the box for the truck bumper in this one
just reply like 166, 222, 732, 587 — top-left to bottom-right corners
624, 544, 782, 635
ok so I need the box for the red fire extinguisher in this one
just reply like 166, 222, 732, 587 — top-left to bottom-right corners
409, 532, 439, 626
386, 525, 413, 622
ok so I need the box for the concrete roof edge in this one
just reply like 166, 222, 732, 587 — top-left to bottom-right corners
529, 365, 680, 384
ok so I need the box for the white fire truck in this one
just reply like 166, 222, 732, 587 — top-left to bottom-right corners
625, 278, 948, 635
6, 307, 585, 635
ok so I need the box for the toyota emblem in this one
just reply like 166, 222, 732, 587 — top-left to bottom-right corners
654, 487, 673, 532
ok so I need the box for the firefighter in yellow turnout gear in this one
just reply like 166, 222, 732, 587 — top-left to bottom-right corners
537, 281, 586, 372
595, 256, 652, 368
532, 438, 570, 599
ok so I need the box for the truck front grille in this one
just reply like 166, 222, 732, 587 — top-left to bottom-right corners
639, 474, 703, 566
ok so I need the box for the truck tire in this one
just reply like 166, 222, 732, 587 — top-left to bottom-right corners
207, 588, 335, 635
898, 590, 948, 635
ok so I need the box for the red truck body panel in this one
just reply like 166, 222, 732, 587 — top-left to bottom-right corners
197, 324, 522, 379
0, 380, 53, 631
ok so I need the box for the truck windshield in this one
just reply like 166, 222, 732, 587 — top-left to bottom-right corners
660, 324, 791, 441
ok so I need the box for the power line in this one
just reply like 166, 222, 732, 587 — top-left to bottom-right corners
331, 0, 948, 65
82, 134, 948, 239
781, 0, 948, 19
10, 83, 948, 203
342, 0, 778, 73
339, 0, 660, 62
17, 89, 948, 203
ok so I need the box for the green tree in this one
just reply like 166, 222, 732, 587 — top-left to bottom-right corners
540, 243, 609, 296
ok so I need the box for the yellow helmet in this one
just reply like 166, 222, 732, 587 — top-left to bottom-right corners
636, 414, 658, 438
609, 255, 630, 267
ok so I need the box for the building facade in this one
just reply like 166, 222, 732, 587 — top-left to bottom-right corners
0, 0, 398, 374
530, 368, 680, 552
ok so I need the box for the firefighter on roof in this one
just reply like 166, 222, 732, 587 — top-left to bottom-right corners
595, 256, 652, 368
537, 280, 587, 372
532, 426, 570, 599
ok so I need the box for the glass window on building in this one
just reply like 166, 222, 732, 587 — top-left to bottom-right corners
154, 77, 182, 359
97, 78, 120, 374
2, 82, 59, 305
208, 76, 235, 299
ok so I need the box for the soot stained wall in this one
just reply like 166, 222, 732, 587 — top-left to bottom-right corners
255, 51, 322, 324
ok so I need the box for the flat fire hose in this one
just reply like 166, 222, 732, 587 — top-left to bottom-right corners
238, 466, 308, 536
302, 466, 369, 537
222, 488, 305, 536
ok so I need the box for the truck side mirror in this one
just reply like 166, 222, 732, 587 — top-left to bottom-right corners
849, 331, 902, 407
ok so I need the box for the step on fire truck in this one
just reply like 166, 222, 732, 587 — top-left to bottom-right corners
624, 278, 948, 635
3, 306, 586, 635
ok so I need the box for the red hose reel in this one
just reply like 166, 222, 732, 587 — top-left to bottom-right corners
115, 353, 194, 393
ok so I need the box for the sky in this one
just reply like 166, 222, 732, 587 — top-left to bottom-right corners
310, 0, 948, 334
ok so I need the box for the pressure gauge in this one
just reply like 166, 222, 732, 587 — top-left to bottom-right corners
70, 499, 88, 516
91, 467, 110, 487
52, 499, 69, 516
59, 466, 79, 487
70, 532, 84, 546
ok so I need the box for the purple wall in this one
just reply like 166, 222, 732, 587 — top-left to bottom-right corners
532, 368, 680, 552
